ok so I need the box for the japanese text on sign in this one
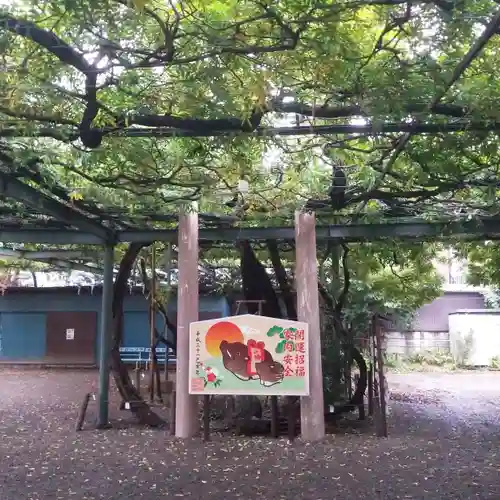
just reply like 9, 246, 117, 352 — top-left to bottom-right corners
195, 330, 201, 376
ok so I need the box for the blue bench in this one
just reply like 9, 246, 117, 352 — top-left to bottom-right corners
119, 347, 176, 367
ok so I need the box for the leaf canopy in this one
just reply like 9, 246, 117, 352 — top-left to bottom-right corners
0, 0, 499, 225
0, 0, 498, 322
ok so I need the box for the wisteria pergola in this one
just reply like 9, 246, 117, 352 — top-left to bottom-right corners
2, 3, 500, 440
1, 161, 500, 439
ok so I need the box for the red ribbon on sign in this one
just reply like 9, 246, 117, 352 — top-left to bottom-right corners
247, 339, 265, 376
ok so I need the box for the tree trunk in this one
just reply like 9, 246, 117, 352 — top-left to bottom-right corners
139, 257, 177, 352
266, 240, 297, 320
240, 240, 281, 317
109, 242, 165, 427
317, 280, 368, 415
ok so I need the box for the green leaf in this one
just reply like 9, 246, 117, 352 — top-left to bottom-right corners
130, 0, 149, 12
69, 190, 83, 201
267, 325, 283, 337
279, 332, 285, 339
275, 340, 286, 354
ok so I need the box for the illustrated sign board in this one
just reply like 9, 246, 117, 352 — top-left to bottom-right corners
65, 328, 75, 340
188, 315, 310, 396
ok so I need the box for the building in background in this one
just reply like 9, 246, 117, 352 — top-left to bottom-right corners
0, 286, 229, 365
385, 248, 492, 356
1, 248, 495, 361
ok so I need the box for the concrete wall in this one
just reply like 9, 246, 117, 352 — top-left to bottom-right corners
0, 288, 230, 363
384, 291, 486, 356
384, 331, 450, 356
449, 310, 500, 366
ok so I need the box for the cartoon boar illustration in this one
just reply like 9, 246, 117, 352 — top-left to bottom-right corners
255, 357, 284, 387
219, 340, 284, 386
219, 341, 252, 381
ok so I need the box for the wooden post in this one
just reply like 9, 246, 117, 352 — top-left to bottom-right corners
76, 393, 91, 431
367, 365, 374, 416
175, 208, 199, 438
358, 401, 365, 421
354, 373, 365, 420
371, 317, 381, 429
287, 396, 296, 442
164, 243, 173, 382
97, 245, 114, 429
374, 316, 388, 437
134, 365, 141, 393
154, 363, 162, 402
149, 245, 156, 402
295, 211, 325, 441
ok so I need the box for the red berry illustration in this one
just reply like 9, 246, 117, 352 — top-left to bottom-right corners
207, 372, 216, 383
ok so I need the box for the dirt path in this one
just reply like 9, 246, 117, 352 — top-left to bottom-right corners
1, 369, 500, 499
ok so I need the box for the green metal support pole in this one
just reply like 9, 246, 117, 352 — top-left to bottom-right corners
97, 244, 114, 428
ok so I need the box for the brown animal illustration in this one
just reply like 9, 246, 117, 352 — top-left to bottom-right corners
255, 357, 284, 387
219, 340, 284, 386
219, 340, 253, 381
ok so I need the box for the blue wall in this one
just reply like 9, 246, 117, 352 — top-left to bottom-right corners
0, 290, 228, 362
0, 313, 46, 360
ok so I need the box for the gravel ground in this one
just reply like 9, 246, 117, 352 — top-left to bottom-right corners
1, 369, 500, 499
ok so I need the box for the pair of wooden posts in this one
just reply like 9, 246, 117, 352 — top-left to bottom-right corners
175, 211, 325, 440
82, 213, 388, 439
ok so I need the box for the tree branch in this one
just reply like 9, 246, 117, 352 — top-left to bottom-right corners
0, 14, 92, 73
112, 0, 172, 51
0, 106, 78, 126
4, 119, 500, 142
0, 126, 78, 141
127, 109, 264, 133
104, 120, 500, 138
361, 8, 500, 204
318, 281, 347, 340
335, 243, 350, 316
266, 240, 297, 320
139, 257, 177, 351
306, 175, 499, 211
272, 101, 471, 119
